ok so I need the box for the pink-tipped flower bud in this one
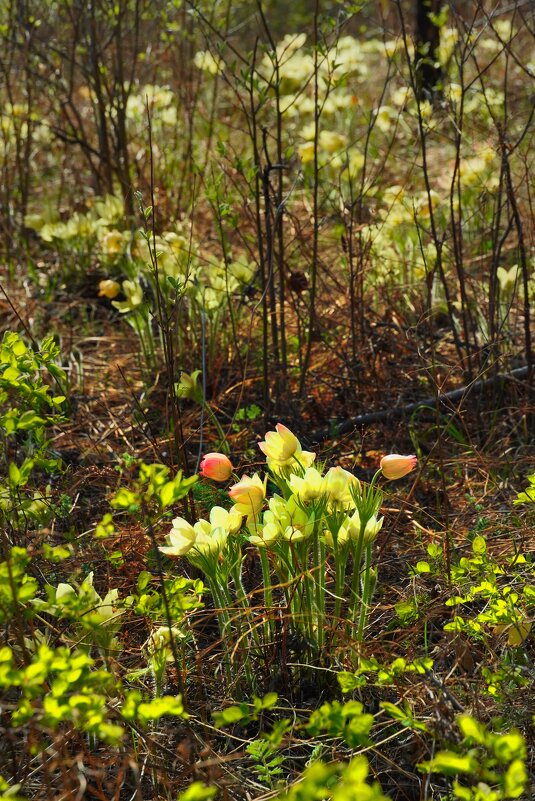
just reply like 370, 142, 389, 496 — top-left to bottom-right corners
200, 453, 233, 482
380, 454, 417, 480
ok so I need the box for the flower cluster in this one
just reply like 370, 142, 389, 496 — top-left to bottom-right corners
159, 423, 417, 661
160, 506, 242, 563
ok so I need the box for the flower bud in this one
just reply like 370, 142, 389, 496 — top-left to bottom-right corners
380, 454, 417, 480
200, 453, 233, 482
98, 279, 120, 299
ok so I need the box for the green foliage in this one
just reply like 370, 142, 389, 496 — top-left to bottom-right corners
246, 725, 288, 788
212, 692, 279, 728
0, 547, 38, 624
379, 701, 428, 733
176, 782, 217, 801
109, 460, 198, 515
275, 755, 391, 801
338, 655, 434, 692
0, 332, 66, 434
419, 716, 527, 800
514, 474, 535, 505
121, 690, 188, 726
306, 700, 374, 748
0, 776, 26, 801
0, 332, 67, 531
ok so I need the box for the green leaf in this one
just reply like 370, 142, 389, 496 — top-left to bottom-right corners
337, 671, 366, 693
457, 715, 487, 745
213, 704, 250, 727
503, 758, 527, 797
419, 751, 477, 776
177, 782, 217, 801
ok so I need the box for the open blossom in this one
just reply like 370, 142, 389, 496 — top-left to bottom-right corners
229, 473, 266, 518
209, 505, 242, 535
200, 453, 233, 482
380, 454, 417, 480
288, 467, 324, 502
191, 519, 229, 557
159, 517, 196, 557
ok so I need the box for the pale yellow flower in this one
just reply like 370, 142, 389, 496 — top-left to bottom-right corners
322, 466, 360, 508
288, 467, 324, 502
229, 473, 266, 518
319, 130, 347, 153
159, 517, 196, 557
98, 279, 120, 299
497, 265, 519, 294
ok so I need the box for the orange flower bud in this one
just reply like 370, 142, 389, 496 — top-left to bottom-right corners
380, 454, 417, 480
200, 453, 233, 482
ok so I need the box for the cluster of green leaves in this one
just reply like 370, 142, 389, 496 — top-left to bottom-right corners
419, 715, 527, 800
338, 654, 434, 691
0, 332, 67, 529
0, 547, 38, 624
275, 756, 391, 801
109, 460, 198, 517
514, 474, 535, 505
1, 544, 190, 753
410, 532, 533, 699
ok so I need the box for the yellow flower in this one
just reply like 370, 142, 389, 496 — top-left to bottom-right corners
318, 130, 347, 153
257, 423, 316, 474
323, 523, 349, 550
353, 510, 384, 544
229, 473, 266, 518
176, 370, 203, 403
346, 150, 365, 178
98, 279, 120, 299
380, 454, 417, 480
100, 230, 127, 261
259, 423, 302, 468
188, 519, 228, 558
162, 231, 188, 253
249, 521, 280, 548
194, 50, 222, 75
209, 505, 243, 535
497, 265, 519, 295
288, 467, 324, 502
374, 105, 395, 133
112, 280, 143, 313
298, 141, 315, 164
94, 194, 124, 224
322, 466, 360, 508
281, 496, 315, 542
146, 625, 185, 658
159, 517, 196, 557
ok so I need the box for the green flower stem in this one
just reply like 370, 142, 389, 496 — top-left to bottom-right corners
356, 544, 373, 643
206, 576, 233, 687
349, 532, 365, 638
333, 544, 349, 641
313, 531, 326, 653
231, 562, 261, 649
217, 569, 256, 693
259, 547, 275, 646
131, 312, 152, 376
369, 469, 382, 490
297, 541, 316, 650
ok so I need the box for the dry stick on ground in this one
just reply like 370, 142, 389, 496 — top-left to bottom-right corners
308, 364, 530, 443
